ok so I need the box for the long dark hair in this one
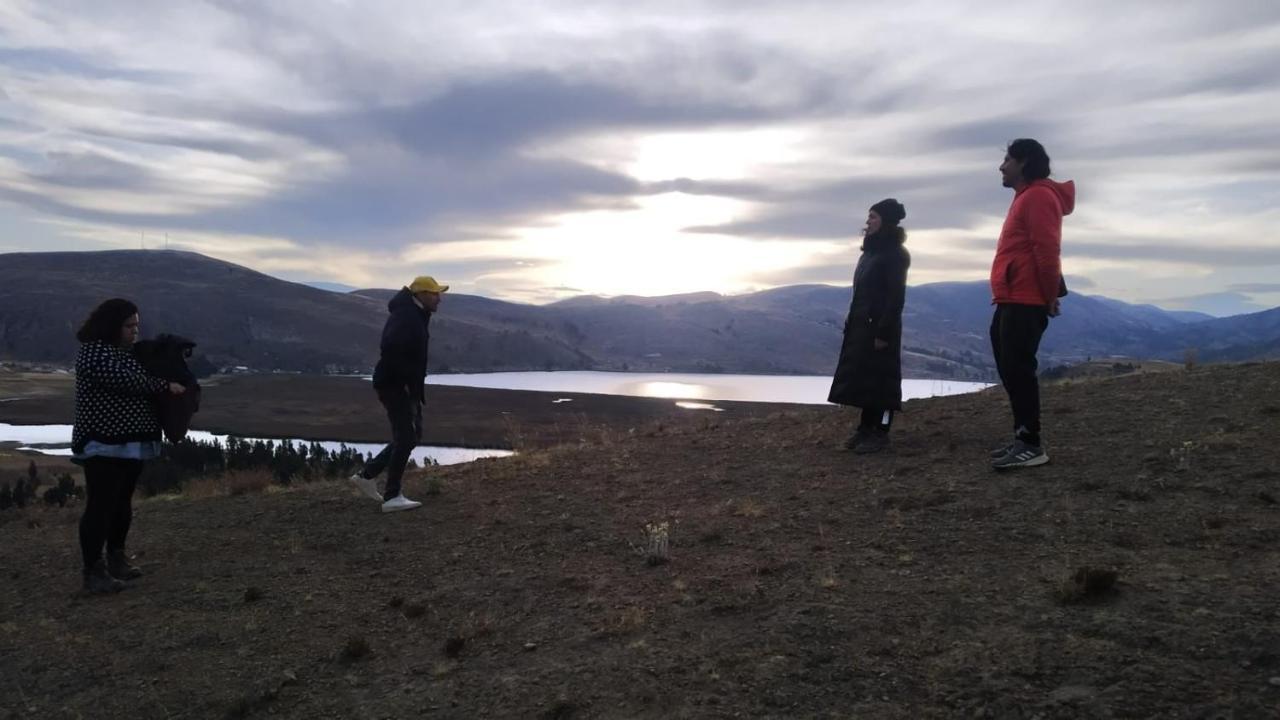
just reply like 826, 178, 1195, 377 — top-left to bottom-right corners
76, 298, 139, 344
863, 226, 906, 251
1007, 138, 1051, 182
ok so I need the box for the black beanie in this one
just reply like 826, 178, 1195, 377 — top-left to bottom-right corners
870, 198, 906, 227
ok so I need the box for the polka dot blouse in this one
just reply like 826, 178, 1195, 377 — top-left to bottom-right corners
72, 340, 169, 453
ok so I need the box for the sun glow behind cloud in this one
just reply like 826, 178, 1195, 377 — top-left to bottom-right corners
0, 1, 1278, 313
489, 192, 836, 300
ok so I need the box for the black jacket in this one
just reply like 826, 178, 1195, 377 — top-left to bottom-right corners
828, 231, 911, 409
72, 340, 168, 453
372, 288, 432, 402
133, 334, 201, 443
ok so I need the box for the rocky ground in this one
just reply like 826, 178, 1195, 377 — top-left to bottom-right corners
2, 362, 1278, 718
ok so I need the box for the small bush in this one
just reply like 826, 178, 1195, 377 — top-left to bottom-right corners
638, 521, 670, 566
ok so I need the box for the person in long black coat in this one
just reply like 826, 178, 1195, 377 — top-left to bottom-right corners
828, 198, 911, 454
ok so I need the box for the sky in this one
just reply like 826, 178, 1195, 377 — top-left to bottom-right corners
1, 0, 1278, 315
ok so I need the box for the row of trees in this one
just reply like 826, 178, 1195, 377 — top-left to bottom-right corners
3, 438, 430, 508
139, 436, 407, 496
0, 460, 80, 510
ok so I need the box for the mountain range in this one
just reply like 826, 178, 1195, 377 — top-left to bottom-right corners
2, 250, 1277, 379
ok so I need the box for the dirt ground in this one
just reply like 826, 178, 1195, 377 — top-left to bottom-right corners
2, 363, 1279, 718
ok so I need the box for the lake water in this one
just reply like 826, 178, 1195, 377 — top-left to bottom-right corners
3, 372, 987, 457
427, 371, 989, 406
0, 423, 512, 465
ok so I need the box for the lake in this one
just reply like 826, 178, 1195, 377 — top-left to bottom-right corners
3, 372, 988, 457
426, 371, 989, 405
0, 423, 513, 465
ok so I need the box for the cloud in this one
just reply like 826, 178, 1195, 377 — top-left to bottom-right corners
1229, 282, 1280, 293
0, 0, 1277, 304
29, 150, 155, 189
1068, 241, 1280, 267
1147, 291, 1267, 317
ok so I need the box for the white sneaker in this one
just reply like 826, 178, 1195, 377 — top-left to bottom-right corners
350, 473, 382, 502
381, 495, 422, 513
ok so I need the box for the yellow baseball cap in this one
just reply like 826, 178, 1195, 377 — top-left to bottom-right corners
408, 276, 449, 293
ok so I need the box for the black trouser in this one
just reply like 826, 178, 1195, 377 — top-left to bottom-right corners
990, 303, 1049, 446
79, 456, 143, 572
362, 385, 422, 501
858, 407, 894, 432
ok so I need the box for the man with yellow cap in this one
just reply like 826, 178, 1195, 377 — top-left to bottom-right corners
351, 275, 447, 512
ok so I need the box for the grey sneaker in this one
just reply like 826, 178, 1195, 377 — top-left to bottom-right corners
989, 442, 1015, 459
992, 439, 1049, 469
853, 431, 889, 455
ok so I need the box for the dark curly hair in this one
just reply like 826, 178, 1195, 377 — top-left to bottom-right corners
1007, 138, 1051, 182
76, 298, 139, 344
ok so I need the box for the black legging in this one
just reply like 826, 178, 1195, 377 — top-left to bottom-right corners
859, 407, 894, 432
79, 456, 143, 571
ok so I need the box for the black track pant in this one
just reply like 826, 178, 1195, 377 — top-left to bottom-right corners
990, 303, 1049, 446
362, 385, 422, 500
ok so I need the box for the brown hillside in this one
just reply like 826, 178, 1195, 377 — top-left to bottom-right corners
2, 363, 1278, 718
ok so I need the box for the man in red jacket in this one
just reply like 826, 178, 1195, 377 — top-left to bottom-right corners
989, 138, 1074, 469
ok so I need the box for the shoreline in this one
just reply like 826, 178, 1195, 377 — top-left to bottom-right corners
0, 372, 826, 451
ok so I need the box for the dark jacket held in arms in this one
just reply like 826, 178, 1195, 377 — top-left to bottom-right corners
133, 333, 201, 443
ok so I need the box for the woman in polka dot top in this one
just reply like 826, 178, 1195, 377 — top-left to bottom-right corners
72, 298, 186, 594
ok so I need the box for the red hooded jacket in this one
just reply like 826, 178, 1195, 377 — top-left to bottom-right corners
990, 178, 1075, 305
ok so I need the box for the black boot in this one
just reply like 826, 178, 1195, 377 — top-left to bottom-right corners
107, 549, 142, 580
844, 427, 872, 451
853, 429, 890, 454
83, 560, 126, 594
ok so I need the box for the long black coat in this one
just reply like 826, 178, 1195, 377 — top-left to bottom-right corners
828, 233, 911, 410
372, 288, 433, 403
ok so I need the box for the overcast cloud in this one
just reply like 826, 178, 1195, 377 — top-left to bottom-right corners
1, 0, 1277, 314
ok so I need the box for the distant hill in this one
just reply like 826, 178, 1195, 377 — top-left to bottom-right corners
2, 250, 1277, 378
304, 281, 359, 294
0, 251, 384, 373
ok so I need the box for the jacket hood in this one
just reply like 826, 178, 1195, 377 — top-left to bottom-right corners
1025, 178, 1075, 215
388, 287, 418, 312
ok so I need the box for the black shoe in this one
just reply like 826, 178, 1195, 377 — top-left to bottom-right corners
107, 549, 142, 580
989, 441, 1015, 459
991, 439, 1049, 469
83, 560, 126, 594
843, 429, 872, 451
853, 431, 889, 455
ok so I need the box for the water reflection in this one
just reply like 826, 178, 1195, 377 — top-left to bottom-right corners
427, 371, 989, 405
0, 423, 512, 466
675, 401, 724, 412
628, 381, 710, 400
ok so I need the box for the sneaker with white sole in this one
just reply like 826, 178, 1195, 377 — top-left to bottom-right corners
991, 439, 1049, 469
350, 473, 383, 502
989, 442, 1015, 460
381, 495, 422, 513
